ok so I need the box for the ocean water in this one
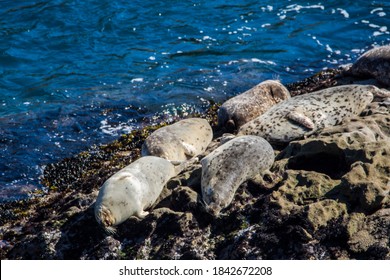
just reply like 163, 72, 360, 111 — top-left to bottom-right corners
0, 0, 389, 201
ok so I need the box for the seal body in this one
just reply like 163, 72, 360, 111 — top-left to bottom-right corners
95, 156, 176, 233
218, 80, 290, 130
201, 135, 274, 216
238, 85, 386, 143
349, 45, 390, 86
142, 118, 213, 162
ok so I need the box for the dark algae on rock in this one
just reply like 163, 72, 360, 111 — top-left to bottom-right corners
1, 62, 389, 259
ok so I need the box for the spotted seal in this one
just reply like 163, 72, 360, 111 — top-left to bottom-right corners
142, 118, 213, 162
349, 45, 390, 86
95, 156, 188, 233
201, 135, 274, 216
218, 80, 290, 130
238, 85, 390, 143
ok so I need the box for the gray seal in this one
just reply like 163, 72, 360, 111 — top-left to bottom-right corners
349, 45, 390, 86
201, 135, 274, 216
142, 118, 213, 162
218, 80, 290, 130
95, 156, 182, 233
237, 85, 389, 144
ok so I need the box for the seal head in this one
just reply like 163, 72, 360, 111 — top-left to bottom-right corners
142, 118, 213, 162
218, 80, 290, 130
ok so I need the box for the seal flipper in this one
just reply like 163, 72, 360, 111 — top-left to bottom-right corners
136, 210, 149, 219
371, 87, 390, 98
182, 142, 197, 158
286, 110, 315, 130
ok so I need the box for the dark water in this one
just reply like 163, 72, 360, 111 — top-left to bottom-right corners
0, 0, 389, 201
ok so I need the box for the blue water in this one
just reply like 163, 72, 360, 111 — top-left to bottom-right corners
0, 0, 389, 200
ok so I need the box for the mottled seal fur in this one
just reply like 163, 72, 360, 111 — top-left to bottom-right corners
95, 156, 180, 233
201, 135, 274, 216
349, 45, 390, 86
218, 80, 290, 130
238, 85, 389, 143
142, 118, 213, 162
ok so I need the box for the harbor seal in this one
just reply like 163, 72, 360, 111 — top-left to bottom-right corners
201, 135, 274, 216
142, 118, 213, 162
95, 156, 182, 233
238, 85, 390, 143
349, 45, 390, 86
218, 80, 290, 130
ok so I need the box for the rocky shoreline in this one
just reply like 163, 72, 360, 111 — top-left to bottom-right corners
1, 55, 389, 259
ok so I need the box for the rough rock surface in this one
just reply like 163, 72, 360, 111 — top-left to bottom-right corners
0, 71, 389, 260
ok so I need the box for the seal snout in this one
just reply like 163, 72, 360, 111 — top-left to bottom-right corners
95, 205, 116, 234
201, 188, 223, 217
204, 202, 222, 217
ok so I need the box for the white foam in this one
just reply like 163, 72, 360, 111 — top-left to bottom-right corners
369, 23, 381, 28
326, 44, 333, 53
351, 48, 364, 53
131, 78, 144, 83
251, 58, 276, 65
337, 8, 349, 18
100, 119, 134, 136
370, 7, 383, 14
227, 58, 276, 65
284, 4, 325, 13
